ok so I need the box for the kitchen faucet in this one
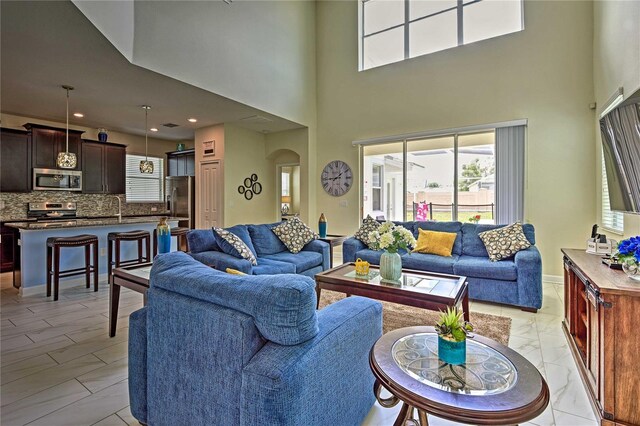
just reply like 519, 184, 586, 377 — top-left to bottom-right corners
111, 195, 123, 223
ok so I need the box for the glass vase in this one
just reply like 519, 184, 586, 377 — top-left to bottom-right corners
380, 251, 402, 281
622, 258, 640, 282
157, 218, 171, 254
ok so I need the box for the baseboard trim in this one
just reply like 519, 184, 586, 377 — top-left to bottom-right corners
543, 274, 563, 284
19, 274, 108, 297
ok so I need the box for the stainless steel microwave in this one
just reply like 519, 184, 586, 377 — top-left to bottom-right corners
33, 168, 82, 191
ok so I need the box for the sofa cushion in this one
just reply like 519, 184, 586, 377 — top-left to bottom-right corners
354, 249, 384, 265
262, 251, 323, 273
478, 222, 531, 261
187, 229, 219, 254
461, 223, 535, 257
272, 217, 318, 254
151, 252, 318, 345
453, 255, 517, 281
400, 253, 459, 274
252, 258, 296, 275
415, 221, 462, 255
413, 229, 457, 257
354, 215, 380, 248
214, 226, 258, 265
248, 223, 287, 255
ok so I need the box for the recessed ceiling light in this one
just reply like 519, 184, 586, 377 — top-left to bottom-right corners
150, 128, 158, 132
187, 118, 197, 123
73, 113, 84, 118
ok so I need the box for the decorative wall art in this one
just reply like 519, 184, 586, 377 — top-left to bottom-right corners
238, 173, 262, 200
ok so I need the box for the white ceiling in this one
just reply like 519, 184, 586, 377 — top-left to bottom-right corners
0, 0, 303, 141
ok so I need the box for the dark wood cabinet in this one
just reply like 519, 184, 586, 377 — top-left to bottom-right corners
0, 128, 31, 192
562, 249, 640, 426
167, 149, 195, 177
82, 141, 126, 194
24, 123, 83, 171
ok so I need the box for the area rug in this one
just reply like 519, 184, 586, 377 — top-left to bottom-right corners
318, 290, 512, 346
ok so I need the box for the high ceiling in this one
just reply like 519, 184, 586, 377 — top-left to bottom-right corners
0, 1, 303, 141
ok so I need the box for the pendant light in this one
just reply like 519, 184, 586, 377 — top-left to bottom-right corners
139, 105, 154, 174
56, 85, 78, 169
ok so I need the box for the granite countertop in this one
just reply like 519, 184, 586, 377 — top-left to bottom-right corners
6, 216, 188, 230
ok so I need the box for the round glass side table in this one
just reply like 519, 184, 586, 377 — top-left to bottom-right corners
370, 326, 549, 426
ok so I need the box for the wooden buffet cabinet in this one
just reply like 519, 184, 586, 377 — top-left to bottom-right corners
562, 249, 640, 426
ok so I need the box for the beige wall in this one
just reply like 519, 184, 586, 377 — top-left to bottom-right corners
315, 0, 596, 276
593, 1, 640, 240
0, 113, 191, 158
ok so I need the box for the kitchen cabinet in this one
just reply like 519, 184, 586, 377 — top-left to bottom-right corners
24, 123, 83, 171
0, 128, 31, 192
562, 249, 640, 426
82, 141, 126, 194
0, 224, 20, 287
167, 149, 195, 176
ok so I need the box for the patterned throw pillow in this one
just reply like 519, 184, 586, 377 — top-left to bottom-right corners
478, 222, 531, 262
213, 227, 258, 265
354, 215, 381, 249
272, 217, 318, 254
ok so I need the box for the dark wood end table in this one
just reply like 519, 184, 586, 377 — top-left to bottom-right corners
370, 326, 550, 425
315, 263, 469, 321
109, 263, 151, 337
317, 235, 347, 268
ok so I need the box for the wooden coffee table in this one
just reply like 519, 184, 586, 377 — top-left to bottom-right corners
109, 263, 151, 337
370, 326, 550, 425
315, 263, 469, 321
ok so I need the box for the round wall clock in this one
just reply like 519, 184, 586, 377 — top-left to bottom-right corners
321, 160, 353, 197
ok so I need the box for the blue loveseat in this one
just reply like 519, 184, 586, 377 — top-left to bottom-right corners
129, 252, 382, 426
343, 221, 542, 311
186, 223, 330, 277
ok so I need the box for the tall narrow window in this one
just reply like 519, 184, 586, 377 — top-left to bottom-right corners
601, 149, 624, 233
360, 0, 524, 71
363, 142, 404, 221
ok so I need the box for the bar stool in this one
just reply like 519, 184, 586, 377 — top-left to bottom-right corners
107, 231, 151, 282
46, 234, 99, 301
153, 227, 190, 257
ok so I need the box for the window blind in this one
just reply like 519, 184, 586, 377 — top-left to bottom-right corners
601, 149, 624, 233
125, 154, 165, 202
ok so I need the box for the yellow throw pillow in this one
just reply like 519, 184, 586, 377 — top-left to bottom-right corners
412, 229, 457, 257
226, 268, 246, 275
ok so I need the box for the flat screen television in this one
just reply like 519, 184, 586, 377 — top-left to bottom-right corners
600, 87, 640, 214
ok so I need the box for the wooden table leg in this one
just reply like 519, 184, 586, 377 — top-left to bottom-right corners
316, 283, 321, 309
462, 288, 470, 322
109, 280, 121, 337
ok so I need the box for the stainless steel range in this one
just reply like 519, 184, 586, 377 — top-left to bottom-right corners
27, 202, 77, 222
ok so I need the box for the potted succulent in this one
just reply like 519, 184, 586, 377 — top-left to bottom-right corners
435, 306, 473, 365
368, 221, 416, 281
616, 236, 640, 282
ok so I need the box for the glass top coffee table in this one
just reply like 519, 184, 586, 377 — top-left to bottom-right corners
315, 263, 469, 321
370, 326, 550, 425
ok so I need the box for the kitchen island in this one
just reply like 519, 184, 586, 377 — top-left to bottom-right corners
7, 216, 186, 294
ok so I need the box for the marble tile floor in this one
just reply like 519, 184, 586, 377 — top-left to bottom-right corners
1, 270, 597, 426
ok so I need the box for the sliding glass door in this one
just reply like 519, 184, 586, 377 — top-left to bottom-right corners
362, 130, 496, 223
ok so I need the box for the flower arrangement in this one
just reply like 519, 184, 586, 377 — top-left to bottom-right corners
468, 214, 481, 224
435, 306, 474, 342
368, 221, 416, 253
617, 236, 640, 262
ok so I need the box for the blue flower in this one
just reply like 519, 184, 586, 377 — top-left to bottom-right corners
618, 236, 640, 260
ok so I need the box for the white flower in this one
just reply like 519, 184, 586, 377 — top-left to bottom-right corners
378, 221, 394, 234
379, 232, 394, 249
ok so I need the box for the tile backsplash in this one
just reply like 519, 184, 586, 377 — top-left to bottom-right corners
0, 192, 168, 221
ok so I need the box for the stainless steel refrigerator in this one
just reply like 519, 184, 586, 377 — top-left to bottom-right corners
166, 176, 195, 229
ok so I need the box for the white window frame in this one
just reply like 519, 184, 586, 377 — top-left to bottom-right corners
359, 0, 524, 71
125, 154, 165, 203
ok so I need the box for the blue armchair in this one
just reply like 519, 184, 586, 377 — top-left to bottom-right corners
129, 252, 382, 426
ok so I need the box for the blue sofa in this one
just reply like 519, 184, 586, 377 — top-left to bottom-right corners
129, 252, 382, 426
343, 222, 542, 311
186, 223, 330, 277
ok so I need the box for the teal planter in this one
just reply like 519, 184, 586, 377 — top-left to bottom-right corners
438, 335, 466, 365
380, 251, 402, 281
157, 218, 171, 254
